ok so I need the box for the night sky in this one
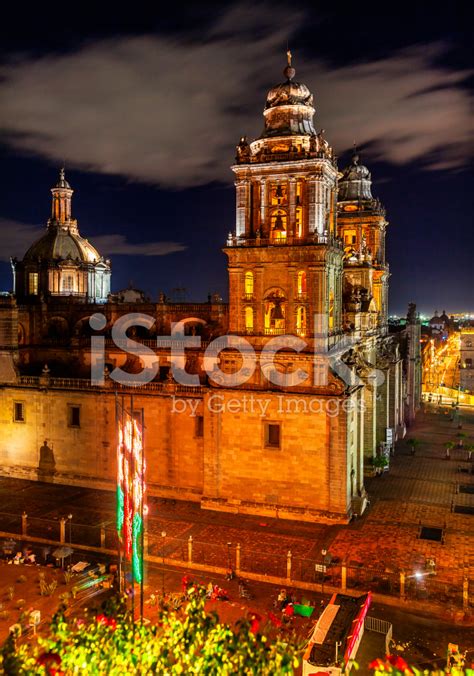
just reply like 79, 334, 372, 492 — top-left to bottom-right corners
0, 1, 472, 315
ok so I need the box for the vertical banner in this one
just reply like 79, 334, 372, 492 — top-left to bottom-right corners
116, 397, 146, 584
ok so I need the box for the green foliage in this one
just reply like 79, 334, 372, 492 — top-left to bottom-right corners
373, 455, 389, 469
0, 585, 299, 675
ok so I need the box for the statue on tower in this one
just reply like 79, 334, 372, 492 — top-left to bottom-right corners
236, 136, 250, 163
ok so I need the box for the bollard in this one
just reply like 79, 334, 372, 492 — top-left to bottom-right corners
400, 571, 406, 600
59, 518, 66, 544
100, 526, 106, 549
21, 512, 27, 537
463, 578, 469, 611
286, 550, 292, 583
236, 543, 241, 574
188, 536, 193, 564
341, 564, 347, 592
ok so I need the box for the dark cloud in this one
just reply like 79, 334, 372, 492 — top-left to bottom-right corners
0, 219, 185, 261
0, 8, 471, 187
91, 234, 186, 256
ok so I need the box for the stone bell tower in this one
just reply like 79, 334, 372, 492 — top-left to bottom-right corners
337, 148, 389, 333
224, 53, 344, 348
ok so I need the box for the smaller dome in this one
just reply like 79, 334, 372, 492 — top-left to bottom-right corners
338, 149, 374, 202
24, 228, 100, 264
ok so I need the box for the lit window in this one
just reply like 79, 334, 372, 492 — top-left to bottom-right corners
297, 271, 307, 295
13, 401, 25, 422
296, 206, 303, 237
244, 271, 254, 296
245, 306, 254, 332
328, 291, 335, 331
270, 183, 288, 206
344, 230, 357, 245
296, 306, 307, 335
28, 272, 38, 295
68, 405, 81, 428
264, 422, 281, 449
270, 210, 287, 242
195, 416, 204, 438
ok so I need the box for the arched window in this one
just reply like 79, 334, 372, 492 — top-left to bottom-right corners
296, 306, 306, 336
297, 271, 307, 296
245, 306, 254, 333
328, 291, 335, 331
244, 271, 254, 297
264, 296, 285, 335
270, 209, 287, 242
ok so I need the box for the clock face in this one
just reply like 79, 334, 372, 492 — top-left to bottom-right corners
344, 204, 358, 212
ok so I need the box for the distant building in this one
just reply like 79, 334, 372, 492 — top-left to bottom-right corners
460, 329, 474, 393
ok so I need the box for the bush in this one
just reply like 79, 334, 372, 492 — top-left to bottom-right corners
0, 585, 299, 674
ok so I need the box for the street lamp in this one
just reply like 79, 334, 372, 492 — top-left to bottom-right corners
226, 542, 232, 571
161, 531, 166, 596
67, 514, 73, 544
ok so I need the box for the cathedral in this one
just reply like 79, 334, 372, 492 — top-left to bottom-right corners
0, 55, 421, 523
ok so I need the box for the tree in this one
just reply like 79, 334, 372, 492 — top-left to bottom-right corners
0, 585, 299, 675
406, 438, 421, 456
445, 440, 455, 459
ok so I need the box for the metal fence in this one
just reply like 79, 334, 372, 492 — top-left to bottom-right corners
0, 510, 470, 610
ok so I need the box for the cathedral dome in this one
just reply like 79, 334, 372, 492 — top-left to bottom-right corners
23, 228, 101, 264
265, 80, 313, 110
12, 169, 111, 304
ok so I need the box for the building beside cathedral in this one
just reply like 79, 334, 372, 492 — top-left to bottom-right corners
0, 55, 420, 523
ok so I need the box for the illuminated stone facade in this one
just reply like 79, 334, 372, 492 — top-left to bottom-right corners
0, 55, 420, 523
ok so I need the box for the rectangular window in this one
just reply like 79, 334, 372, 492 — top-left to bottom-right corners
264, 422, 281, 449
28, 272, 38, 295
13, 401, 25, 422
195, 415, 204, 438
62, 274, 74, 293
68, 405, 81, 428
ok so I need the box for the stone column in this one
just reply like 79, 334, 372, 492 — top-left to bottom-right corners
21, 512, 27, 537
400, 571, 406, 599
463, 577, 469, 611
286, 550, 292, 582
363, 377, 377, 461
307, 176, 317, 234
235, 180, 248, 237
236, 543, 241, 573
288, 177, 296, 238
100, 525, 106, 549
259, 179, 267, 235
